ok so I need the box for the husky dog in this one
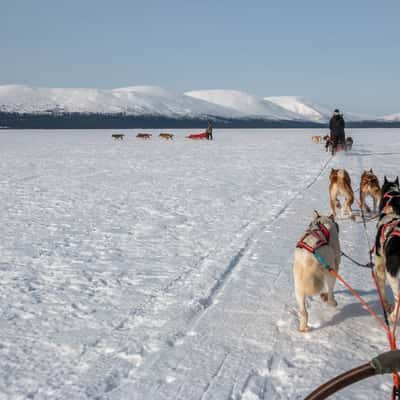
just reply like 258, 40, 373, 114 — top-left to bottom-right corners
159, 133, 174, 140
136, 133, 152, 139
359, 169, 381, 215
374, 193, 400, 321
329, 169, 355, 220
294, 211, 341, 332
312, 135, 322, 143
379, 176, 400, 214
345, 136, 353, 151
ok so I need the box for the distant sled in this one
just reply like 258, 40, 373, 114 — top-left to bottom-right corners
186, 132, 207, 140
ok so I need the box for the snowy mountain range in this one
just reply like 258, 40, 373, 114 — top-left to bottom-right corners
0, 84, 398, 125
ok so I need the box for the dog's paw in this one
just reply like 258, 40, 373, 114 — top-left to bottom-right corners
320, 293, 328, 302
327, 299, 338, 308
298, 325, 311, 333
385, 302, 394, 313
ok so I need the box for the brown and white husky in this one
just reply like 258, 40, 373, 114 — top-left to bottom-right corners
329, 169, 355, 220
359, 169, 381, 215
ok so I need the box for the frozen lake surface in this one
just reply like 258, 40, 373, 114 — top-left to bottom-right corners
1, 129, 400, 399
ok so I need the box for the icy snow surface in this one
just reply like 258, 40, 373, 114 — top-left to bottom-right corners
1, 129, 400, 399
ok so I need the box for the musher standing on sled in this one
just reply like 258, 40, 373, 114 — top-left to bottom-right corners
327, 109, 345, 154
206, 120, 213, 140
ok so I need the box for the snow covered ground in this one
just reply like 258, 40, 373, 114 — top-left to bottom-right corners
1, 129, 400, 399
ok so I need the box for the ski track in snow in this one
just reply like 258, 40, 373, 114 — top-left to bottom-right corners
0, 129, 400, 399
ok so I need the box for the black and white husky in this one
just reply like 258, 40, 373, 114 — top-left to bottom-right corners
379, 176, 400, 214
374, 176, 400, 321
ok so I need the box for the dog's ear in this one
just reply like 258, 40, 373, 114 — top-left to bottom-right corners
313, 210, 320, 220
384, 176, 388, 183
370, 168, 373, 173
396, 177, 399, 186
329, 214, 335, 221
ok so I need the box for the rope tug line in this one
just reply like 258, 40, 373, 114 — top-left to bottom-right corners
310, 203, 400, 399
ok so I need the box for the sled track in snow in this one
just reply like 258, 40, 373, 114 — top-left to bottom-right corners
193, 154, 334, 320
110, 153, 334, 396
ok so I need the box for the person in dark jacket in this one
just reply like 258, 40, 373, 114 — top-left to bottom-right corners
206, 120, 213, 140
328, 109, 345, 152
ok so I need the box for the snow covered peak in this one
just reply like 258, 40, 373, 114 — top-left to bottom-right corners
382, 113, 400, 122
0, 84, 242, 118
265, 96, 331, 122
0, 84, 384, 122
265, 96, 376, 122
185, 90, 302, 120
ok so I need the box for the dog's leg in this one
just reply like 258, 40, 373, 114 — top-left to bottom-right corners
375, 255, 391, 311
341, 197, 348, 218
295, 290, 309, 332
330, 193, 337, 217
326, 273, 338, 307
360, 191, 364, 213
387, 273, 400, 323
345, 196, 355, 220
364, 193, 371, 213
372, 195, 378, 216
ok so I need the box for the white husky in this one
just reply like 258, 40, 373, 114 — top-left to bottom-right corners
293, 211, 341, 332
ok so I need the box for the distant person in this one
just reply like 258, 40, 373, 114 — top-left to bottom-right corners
328, 109, 346, 150
206, 120, 213, 140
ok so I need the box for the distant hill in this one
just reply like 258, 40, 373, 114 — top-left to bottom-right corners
0, 84, 399, 129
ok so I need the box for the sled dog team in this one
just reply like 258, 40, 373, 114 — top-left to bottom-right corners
294, 169, 400, 332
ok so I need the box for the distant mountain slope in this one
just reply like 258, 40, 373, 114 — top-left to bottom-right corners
265, 96, 331, 122
382, 113, 400, 122
265, 96, 374, 122
0, 84, 397, 128
185, 90, 302, 120
0, 85, 242, 119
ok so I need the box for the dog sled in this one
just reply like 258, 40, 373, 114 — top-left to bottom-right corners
186, 132, 207, 140
305, 350, 400, 399
325, 137, 353, 155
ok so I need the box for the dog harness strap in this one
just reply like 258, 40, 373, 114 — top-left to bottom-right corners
296, 223, 330, 253
314, 251, 330, 270
381, 219, 400, 249
384, 193, 400, 200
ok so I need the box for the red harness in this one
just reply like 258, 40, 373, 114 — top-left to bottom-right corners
384, 192, 400, 200
380, 219, 400, 249
297, 223, 330, 253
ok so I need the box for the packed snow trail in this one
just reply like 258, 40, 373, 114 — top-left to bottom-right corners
108, 132, 399, 400
0, 130, 400, 399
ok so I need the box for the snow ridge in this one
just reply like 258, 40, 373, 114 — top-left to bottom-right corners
0, 84, 396, 122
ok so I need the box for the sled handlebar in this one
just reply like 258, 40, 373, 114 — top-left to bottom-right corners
305, 350, 400, 399
371, 350, 400, 375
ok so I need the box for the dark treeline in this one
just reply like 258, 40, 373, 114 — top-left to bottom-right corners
1, 112, 399, 129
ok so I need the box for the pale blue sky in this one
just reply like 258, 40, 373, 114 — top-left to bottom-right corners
1, 0, 399, 114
